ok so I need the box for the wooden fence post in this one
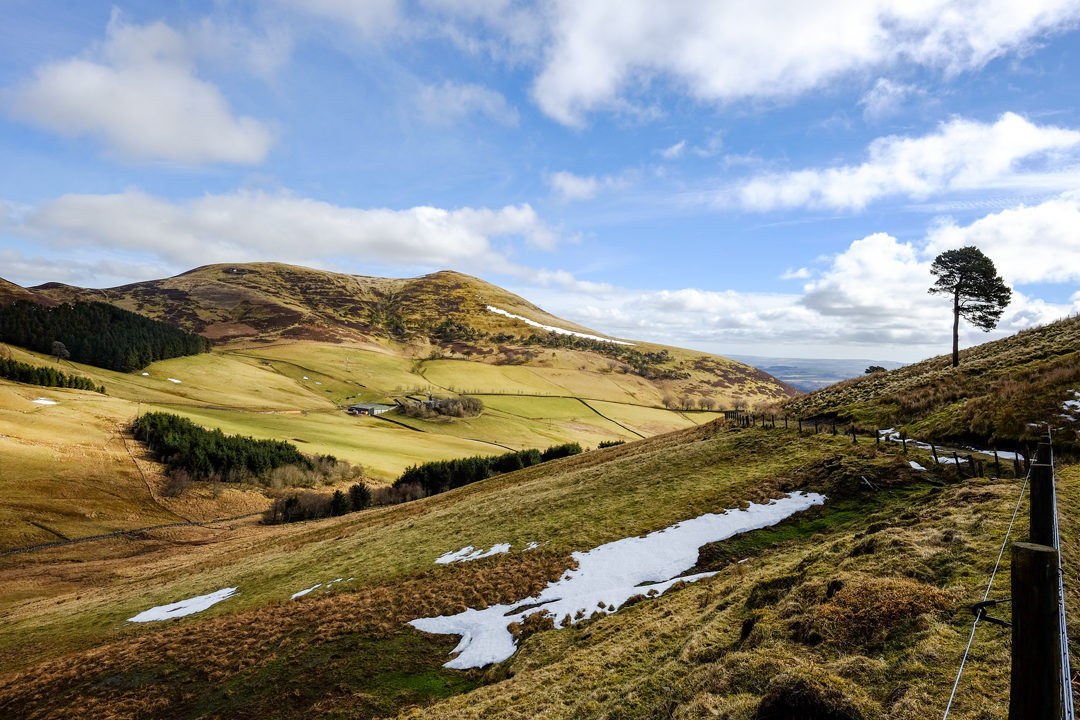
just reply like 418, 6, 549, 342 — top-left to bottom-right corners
851, 425, 857, 444
994, 449, 1001, 477
1029, 462, 1055, 547
1009, 541, 1063, 720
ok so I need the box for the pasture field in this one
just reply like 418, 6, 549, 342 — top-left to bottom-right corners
0, 383, 180, 549
143, 403, 504, 480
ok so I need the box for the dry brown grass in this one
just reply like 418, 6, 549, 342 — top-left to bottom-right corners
0, 552, 571, 719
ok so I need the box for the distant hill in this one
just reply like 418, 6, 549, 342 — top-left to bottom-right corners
0, 277, 57, 306
784, 314, 1080, 453
17, 262, 798, 406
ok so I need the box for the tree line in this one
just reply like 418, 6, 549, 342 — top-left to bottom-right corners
0, 300, 211, 372
392, 442, 583, 498
263, 483, 372, 524
0, 357, 105, 393
132, 412, 336, 483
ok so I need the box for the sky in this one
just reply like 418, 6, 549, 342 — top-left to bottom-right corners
2, 1, 1080, 362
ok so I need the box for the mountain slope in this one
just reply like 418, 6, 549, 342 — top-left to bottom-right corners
785, 314, 1080, 454
21, 262, 797, 407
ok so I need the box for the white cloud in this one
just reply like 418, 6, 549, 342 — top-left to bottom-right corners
658, 140, 686, 159
859, 78, 918, 120
521, 225, 1080, 361
925, 192, 1080, 284
417, 81, 519, 126
7, 14, 273, 165
781, 267, 811, 280
548, 171, 600, 201
531, 0, 1080, 126
1, 189, 590, 287
547, 170, 631, 201
735, 113, 1080, 211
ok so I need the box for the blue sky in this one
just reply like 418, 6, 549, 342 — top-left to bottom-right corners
3, 1, 1080, 361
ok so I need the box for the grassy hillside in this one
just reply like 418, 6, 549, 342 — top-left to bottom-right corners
19, 263, 797, 409
0, 412, 1063, 719
4, 273, 1076, 719
785, 314, 1080, 454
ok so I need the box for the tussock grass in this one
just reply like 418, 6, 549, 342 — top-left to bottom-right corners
786, 314, 1080, 454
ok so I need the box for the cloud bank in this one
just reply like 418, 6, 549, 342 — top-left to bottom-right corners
7, 13, 273, 165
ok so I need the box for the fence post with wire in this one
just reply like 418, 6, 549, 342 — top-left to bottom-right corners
1008, 439, 1073, 720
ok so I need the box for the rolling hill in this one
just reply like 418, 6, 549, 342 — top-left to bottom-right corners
0, 264, 796, 549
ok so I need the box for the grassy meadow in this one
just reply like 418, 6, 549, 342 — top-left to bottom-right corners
0, 334, 755, 548
0, 418, 1053, 719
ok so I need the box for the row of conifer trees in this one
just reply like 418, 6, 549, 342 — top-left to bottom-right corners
0, 300, 210, 372
0, 357, 105, 393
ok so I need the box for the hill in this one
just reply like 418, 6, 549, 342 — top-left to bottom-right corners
19, 263, 796, 406
784, 314, 1080, 454
0, 278, 56, 306
0, 265, 795, 549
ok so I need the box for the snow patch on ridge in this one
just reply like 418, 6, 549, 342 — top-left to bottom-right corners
486, 306, 634, 346
411, 492, 825, 669
436, 543, 512, 564
128, 587, 237, 622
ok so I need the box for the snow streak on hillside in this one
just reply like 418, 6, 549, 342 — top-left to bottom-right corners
411, 491, 825, 668
486, 306, 634, 345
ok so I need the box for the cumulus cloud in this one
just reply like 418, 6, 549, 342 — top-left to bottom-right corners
416, 81, 519, 126
7, 14, 273, 165
734, 113, 1080, 211
9, 189, 562, 267
530, 1, 1080, 126
522, 222, 1080, 361
925, 192, 1080, 284
781, 267, 811, 280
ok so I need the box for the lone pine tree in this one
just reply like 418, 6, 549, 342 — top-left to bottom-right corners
928, 246, 1012, 367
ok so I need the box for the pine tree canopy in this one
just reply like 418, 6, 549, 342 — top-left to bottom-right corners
928, 246, 1012, 331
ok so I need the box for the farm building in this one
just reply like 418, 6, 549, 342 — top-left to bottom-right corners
346, 403, 393, 417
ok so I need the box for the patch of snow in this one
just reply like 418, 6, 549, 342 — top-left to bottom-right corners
1063, 391, 1080, 421
524, 541, 540, 551
486, 306, 634, 346
315, 381, 322, 385
909, 461, 927, 471
412, 491, 825, 669
303, 376, 309, 380
290, 584, 322, 600
32, 398, 57, 405
167, 378, 182, 384
435, 543, 512, 564
128, 587, 237, 622
141, 372, 150, 376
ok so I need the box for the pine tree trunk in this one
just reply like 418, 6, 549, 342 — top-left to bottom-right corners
952, 289, 960, 367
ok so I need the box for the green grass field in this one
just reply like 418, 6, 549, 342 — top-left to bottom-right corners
0, 421, 1044, 720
